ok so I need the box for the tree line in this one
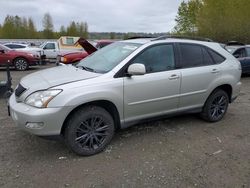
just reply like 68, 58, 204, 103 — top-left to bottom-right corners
174, 0, 250, 43
0, 13, 88, 39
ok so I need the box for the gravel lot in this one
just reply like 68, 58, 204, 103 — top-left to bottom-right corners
0, 65, 249, 188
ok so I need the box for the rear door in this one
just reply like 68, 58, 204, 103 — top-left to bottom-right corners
123, 43, 181, 122
177, 43, 225, 110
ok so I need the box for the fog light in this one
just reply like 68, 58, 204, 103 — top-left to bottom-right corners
25, 122, 44, 129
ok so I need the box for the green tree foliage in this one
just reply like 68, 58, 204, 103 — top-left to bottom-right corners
42, 13, 54, 39
59, 25, 67, 36
0, 15, 35, 38
174, 0, 250, 43
197, 0, 250, 43
174, 0, 202, 34
66, 21, 89, 38
67, 21, 78, 36
28, 17, 37, 38
110, 32, 115, 39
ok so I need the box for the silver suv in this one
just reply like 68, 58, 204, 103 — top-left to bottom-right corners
9, 37, 242, 155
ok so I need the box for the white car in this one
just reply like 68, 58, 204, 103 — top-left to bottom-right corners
4, 43, 43, 58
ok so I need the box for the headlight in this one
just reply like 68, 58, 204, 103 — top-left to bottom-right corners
27, 53, 34, 57
60, 57, 67, 62
25, 90, 62, 108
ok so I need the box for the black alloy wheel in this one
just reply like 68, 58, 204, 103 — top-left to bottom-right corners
201, 89, 229, 122
65, 106, 115, 156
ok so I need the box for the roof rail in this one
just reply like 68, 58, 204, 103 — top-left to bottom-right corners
127, 36, 155, 40
152, 35, 213, 42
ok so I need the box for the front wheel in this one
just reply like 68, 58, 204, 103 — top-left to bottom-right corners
201, 89, 229, 122
64, 106, 115, 156
14, 58, 29, 71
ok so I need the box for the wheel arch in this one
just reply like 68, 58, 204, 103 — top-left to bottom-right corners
13, 56, 29, 63
60, 100, 121, 136
208, 84, 233, 103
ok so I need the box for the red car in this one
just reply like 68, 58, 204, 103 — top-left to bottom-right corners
0, 44, 39, 70
58, 39, 114, 64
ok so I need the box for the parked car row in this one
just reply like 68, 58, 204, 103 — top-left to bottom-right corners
57, 39, 114, 64
0, 37, 114, 70
0, 44, 40, 70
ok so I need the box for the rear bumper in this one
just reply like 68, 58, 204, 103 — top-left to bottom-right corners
231, 81, 241, 102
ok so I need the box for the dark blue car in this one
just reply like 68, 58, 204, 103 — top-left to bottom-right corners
226, 45, 250, 74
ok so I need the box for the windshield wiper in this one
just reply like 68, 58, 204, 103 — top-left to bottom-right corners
76, 65, 95, 72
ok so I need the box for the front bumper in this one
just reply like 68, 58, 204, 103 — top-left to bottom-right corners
8, 94, 72, 136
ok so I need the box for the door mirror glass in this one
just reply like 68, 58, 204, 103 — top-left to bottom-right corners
233, 54, 240, 58
127, 63, 146, 76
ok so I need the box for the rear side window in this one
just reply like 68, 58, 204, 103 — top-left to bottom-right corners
246, 47, 250, 57
179, 44, 204, 68
202, 48, 214, 65
12, 44, 26, 49
179, 43, 225, 68
207, 48, 226, 63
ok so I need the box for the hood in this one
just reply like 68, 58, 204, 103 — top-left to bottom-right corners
20, 65, 101, 92
77, 38, 97, 54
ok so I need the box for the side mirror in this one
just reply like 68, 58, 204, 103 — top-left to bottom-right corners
127, 63, 146, 76
0, 49, 5, 53
233, 54, 240, 58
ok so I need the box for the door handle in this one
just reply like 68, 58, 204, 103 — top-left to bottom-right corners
168, 74, 180, 80
211, 69, 220, 73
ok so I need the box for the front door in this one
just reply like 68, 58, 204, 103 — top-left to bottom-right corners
123, 44, 181, 122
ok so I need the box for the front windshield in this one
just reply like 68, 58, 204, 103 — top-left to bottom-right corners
225, 46, 238, 54
77, 42, 141, 73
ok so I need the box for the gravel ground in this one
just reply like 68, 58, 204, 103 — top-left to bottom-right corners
0, 65, 249, 188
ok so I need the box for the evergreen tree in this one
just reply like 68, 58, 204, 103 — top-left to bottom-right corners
42, 12, 54, 39
67, 21, 77, 36
59, 25, 67, 36
28, 17, 37, 38
1, 15, 15, 38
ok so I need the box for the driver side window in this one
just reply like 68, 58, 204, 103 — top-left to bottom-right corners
44, 43, 55, 50
130, 44, 175, 73
234, 48, 247, 58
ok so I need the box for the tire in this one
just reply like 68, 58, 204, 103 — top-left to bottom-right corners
201, 89, 229, 122
14, 57, 29, 71
64, 106, 115, 156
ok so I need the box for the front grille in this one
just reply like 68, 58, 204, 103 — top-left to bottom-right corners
15, 84, 26, 97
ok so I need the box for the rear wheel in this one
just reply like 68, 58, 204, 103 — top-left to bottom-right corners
14, 58, 29, 71
64, 106, 115, 156
201, 89, 229, 122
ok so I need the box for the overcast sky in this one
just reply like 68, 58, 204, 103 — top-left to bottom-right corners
0, 0, 183, 33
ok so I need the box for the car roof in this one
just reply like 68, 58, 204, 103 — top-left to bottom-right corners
4, 43, 28, 46
225, 45, 250, 54
121, 38, 219, 46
